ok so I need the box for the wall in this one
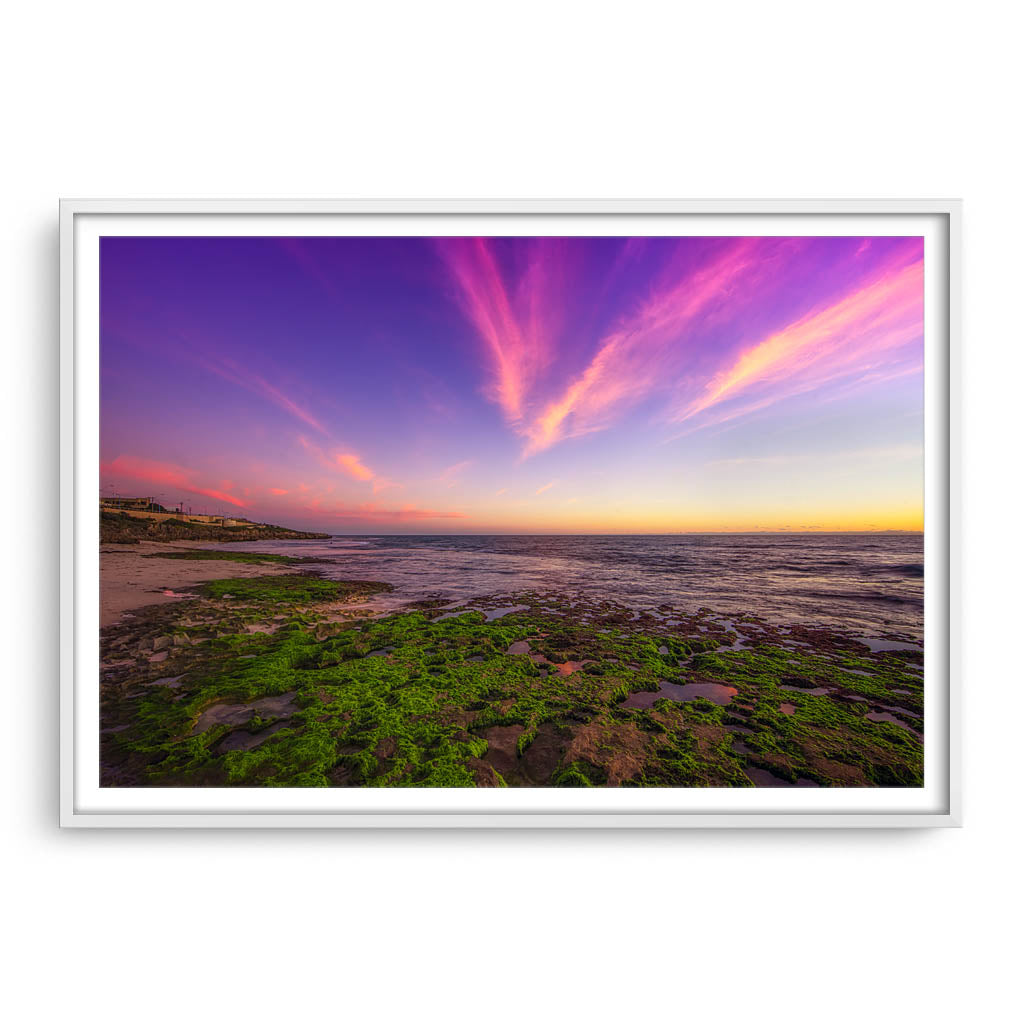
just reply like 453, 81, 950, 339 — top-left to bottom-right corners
3, 3, 1019, 1022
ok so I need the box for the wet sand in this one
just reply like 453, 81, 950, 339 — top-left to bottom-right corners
100, 542, 301, 627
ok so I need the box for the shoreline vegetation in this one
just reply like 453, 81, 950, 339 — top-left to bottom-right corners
100, 510, 330, 545
99, 543, 924, 789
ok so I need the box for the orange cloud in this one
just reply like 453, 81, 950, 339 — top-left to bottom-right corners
269, 487, 289, 496
101, 455, 247, 508
335, 453, 374, 481
298, 436, 383, 487
535, 480, 557, 495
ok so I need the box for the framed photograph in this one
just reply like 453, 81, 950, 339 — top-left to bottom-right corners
60, 199, 960, 827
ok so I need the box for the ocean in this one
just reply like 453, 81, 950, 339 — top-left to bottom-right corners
226, 533, 924, 639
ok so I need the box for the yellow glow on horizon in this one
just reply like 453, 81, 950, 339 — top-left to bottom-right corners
442, 499, 923, 534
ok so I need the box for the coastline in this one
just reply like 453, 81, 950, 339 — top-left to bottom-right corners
99, 541, 924, 789
100, 541, 309, 627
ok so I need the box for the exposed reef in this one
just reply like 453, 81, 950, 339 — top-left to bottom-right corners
99, 573, 923, 788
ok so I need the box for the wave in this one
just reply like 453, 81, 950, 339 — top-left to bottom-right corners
252, 533, 924, 634
889, 563, 925, 577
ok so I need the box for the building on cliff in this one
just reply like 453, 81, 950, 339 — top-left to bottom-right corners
100, 497, 248, 528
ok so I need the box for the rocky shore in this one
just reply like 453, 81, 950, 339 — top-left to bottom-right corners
100, 510, 330, 545
99, 545, 924, 789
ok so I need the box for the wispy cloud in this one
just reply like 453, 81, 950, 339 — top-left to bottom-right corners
305, 500, 466, 523
441, 237, 768, 458
707, 443, 923, 468
296, 436, 403, 496
199, 354, 329, 435
439, 237, 924, 462
535, 480, 557, 495
678, 360, 925, 441
675, 250, 923, 430
439, 459, 473, 486
277, 237, 339, 298
299, 436, 379, 482
334, 452, 374, 481
520, 239, 762, 455
102, 455, 247, 508
436, 237, 563, 425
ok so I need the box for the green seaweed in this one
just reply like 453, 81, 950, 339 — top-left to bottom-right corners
201, 575, 391, 605
145, 549, 298, 564
100, 583, 923, 789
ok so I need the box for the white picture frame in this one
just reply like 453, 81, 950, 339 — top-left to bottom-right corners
60, 198, 961, 828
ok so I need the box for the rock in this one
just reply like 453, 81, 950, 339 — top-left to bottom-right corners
152, 635, 171, 651
172, 633, 190, 646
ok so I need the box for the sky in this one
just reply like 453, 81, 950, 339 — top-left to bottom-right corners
99, 235, 924, 534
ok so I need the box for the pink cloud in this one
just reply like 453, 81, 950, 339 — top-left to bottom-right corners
675, 250, 923, 428
444, 237, 922, 456
269, 487, 289, 496
198, 354, 329, 435
520, 239, 762, 455
296, 437, 404, 497
437, 237, 925, 460
439, 459, 473, 486
298, 436, 382, 485
437, 238, 564, 425
305, 501, 467, 523
101, 455, 247, 508
335, 452, 374, 481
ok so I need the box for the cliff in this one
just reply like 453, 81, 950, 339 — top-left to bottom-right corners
100, 510, 330, 545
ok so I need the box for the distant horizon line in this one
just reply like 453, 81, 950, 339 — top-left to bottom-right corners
307, 529, 924, 537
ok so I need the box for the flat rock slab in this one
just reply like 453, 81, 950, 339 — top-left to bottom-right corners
190, 692, 299, 736
482, 724, 525, 775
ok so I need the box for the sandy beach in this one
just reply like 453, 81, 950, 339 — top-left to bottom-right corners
100, 541, 302, 627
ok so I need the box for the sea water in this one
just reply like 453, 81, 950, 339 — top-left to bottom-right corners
223, 533, 923, 638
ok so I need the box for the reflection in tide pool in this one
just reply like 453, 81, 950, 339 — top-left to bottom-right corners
620, 680, 738, 709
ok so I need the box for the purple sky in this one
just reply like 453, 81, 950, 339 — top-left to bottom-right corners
100, 235, 924, 533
